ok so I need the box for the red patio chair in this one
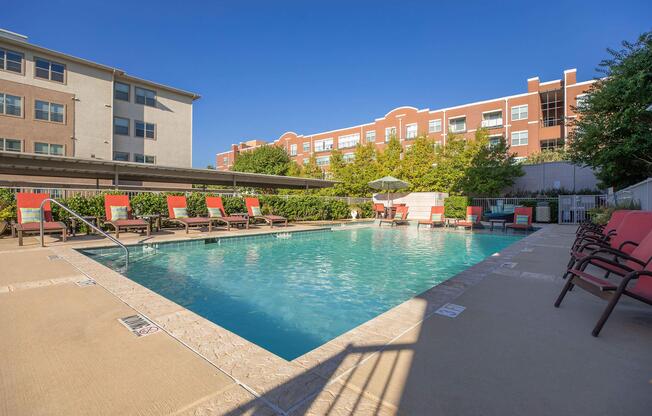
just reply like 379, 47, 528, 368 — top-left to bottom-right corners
506, 206, 533, 231
457, 206, 483, 229
206, 196, 249, 230
166, 195, 212, 233
13, 192, 67, 246
379, 205, 409, 226
104, 194, 150, 238
555, 230, 652, 336
373, 203, 385, 219
245, 197, 288, 227
417, 206, 445, 229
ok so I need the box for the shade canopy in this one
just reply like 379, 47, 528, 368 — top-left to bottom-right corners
368, 176, 410, 191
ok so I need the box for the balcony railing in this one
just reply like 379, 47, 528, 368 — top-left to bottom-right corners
481, 118, 503, 128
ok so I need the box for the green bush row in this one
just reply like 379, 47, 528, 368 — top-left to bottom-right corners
444, 196, 469, 219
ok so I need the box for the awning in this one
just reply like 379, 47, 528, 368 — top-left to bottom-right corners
0, 152, 336, 189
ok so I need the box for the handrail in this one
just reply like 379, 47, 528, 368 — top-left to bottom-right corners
40, 198, 129, 266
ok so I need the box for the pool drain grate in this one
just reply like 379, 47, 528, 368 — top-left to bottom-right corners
118, 315, 160, 337
435, 303, 466, 318
75, 279, 96, 287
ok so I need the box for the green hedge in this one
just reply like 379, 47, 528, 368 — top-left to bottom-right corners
444, 196, 469, 219
258, 195, 352, 221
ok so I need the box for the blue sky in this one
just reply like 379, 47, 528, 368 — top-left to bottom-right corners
4, 0, 651, 167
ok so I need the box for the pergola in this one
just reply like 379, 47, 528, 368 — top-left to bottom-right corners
0, 152, 336, 190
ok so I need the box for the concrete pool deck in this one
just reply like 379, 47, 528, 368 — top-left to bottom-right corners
0, 223, 650, 415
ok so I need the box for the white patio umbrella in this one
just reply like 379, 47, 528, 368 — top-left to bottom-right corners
368, 176, 410, 208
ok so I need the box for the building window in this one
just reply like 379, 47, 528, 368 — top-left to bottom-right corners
338, 133, 360, 149
114, 82, 130, 101
35, 100, 64, 123
481, 111, 503, 128
385, 127, 396, 142
0, 48, 23, 73
448, 117, 466, 133
34, 142, 64, 156
113, 151, 130, 161
0, 138, 22, 152
134, 154, 156, 164
428, 119, 441, 133
0, 93, 22, 116
488, 135, 504, 147
405, 123, 418, 139
365, 130, 376, 143
343, 153, 355, 163
303, 158, 309, 165
35, 58, 65, 83
540, 89, 563, 127
135, 121, 155, 139
316, 156, 330, 166
303, 142, 310, 152
113, 117, 130, 135
135, 87, 156, 106
289, 143, 297, 156
511, 130, 528, 146
511, 104, 528, 121
540, 138, 563, 151
222, 157, 229, 164
314, 138, 333, 152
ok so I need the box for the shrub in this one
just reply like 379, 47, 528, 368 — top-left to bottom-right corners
223, 196, 246, 215
589, 200, 641, 225
131, 192, 167, 216
357, 201, 374, 218
444, 196, 469, 219
0, 189, 16, 223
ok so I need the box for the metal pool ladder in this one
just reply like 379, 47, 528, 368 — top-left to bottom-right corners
39, 198, 129, 266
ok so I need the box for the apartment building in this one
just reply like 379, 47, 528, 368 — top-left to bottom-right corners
216, 68, 594, 171
0, 28, 199, 170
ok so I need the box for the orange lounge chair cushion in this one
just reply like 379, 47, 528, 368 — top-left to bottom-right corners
15, 221, 66, 231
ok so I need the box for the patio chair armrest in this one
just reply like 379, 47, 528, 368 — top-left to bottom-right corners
617, 240, 639, 252
576, 252, 636, 275
585, 247, 647, 268
577, 240, 611, 253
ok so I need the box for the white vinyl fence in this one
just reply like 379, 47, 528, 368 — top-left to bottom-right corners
558, 195, 608, 224
614, 178, 652, 211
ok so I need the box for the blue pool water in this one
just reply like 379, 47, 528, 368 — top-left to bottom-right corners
81, 227, 523, 360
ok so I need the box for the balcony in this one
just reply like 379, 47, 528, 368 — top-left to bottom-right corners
481, 118, 503, 128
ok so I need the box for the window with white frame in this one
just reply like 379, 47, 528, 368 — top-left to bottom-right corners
448, 117, 466, 133
405, 123, 418, 139
302, 142, 310, 152
113, 151, 130, 161
134, 154, 156, 164
0, 48, 23, 73
35, 100, 64, 123
488, 135, 503, 147
316, 156, 329, 166
0, 93, 22, 116
135, 121, 155, 139
481, 111, 503, 128
511, 130, 528, 146
35, 58, 65, 82
511, 104, 528, 121
34, 142, 64, 156
113, 117, 130, 135
289, 143, 297, 156
338, 133, 359, 149
114, 82, 130, 101
365, 130, 376, 143
135, 87, 157, 106
0, 138, 22, 152
385, 127, 396, 142
314, 138, 333, 152
428, 119, 441, 133
540, 138, 563, 151
343, 153, 355, 163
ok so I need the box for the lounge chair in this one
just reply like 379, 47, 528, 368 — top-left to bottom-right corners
417, 206, 445, 229
506, 207, 533, 231
104, 194, 150, 238
166, 195, 212, 233
573, 209, 633, 244
379, 206, 409, 226
206, 196, 249, 230
456, 206, 483, 229
568, 211, 652, 270
245, 197, 288, 227
373, 203, 386, 219
13, 192, 67, 246
555, 230, 652, 336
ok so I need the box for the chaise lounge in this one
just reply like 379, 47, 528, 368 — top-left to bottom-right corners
379, 205, 409, 226
13, 192, 67, 246
166, 195, 212, 233
506, 206, 533, 231
456, 206, 483, 229
417, 206, 445, 229
206, 196, 249, 230
245, 197, 288, 227
104, 194, 151, 238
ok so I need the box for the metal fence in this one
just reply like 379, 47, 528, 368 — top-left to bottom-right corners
471, 197, 558, 213
0, 186, 372, 205
558, 194, 608, 224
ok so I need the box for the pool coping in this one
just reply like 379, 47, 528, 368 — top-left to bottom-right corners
49, 224, 548, 414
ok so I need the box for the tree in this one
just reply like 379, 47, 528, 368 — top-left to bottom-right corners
377, 135, 402, 177
397, 136, 437, 191
231, 145, 291, 176
330, 143, 380, 196
428, 133, 475, 194
524, 148, 569, 164
287, 161, 303, 177
302, 154, 323, 179
460, 129, 524, 196
568, 31, 652, 189
329, 149, 346, 177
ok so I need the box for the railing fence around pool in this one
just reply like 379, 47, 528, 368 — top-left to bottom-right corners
0, 186, 372, 205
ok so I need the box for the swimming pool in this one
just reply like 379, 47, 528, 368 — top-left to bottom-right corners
81, 227, 523, 360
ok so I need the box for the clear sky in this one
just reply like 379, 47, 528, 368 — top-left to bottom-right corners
4, 0, 651, 168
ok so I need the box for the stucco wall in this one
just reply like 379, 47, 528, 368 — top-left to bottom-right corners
373, 192, 448, 220
504, 162, 599, 194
